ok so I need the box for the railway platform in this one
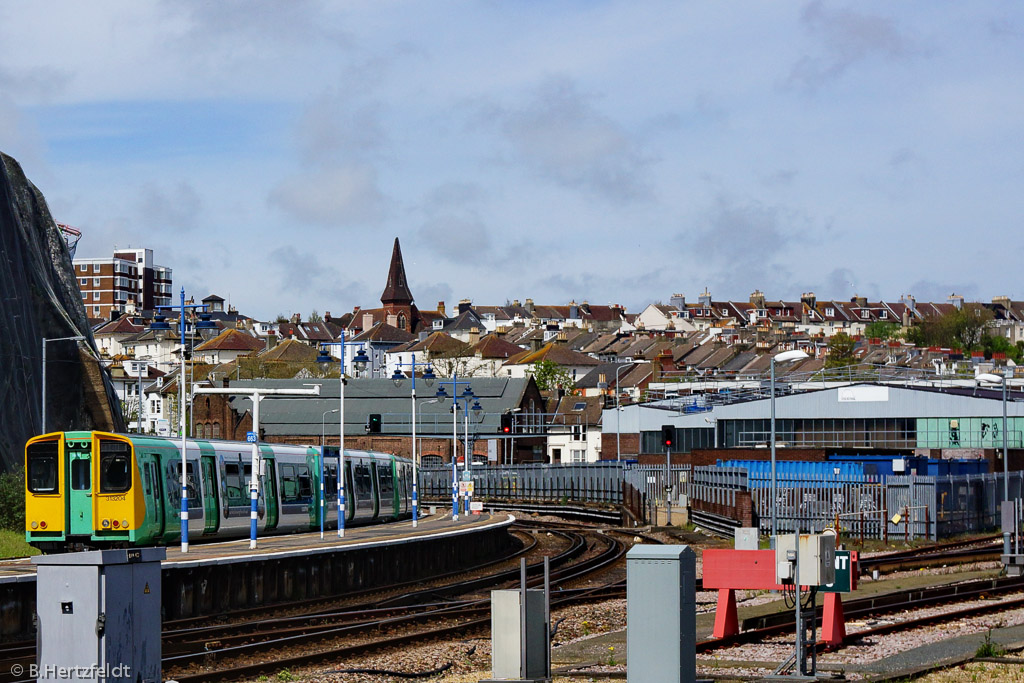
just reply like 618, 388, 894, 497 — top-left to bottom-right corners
0, 512, 516, 641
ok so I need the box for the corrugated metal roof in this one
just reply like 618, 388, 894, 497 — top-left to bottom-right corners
223, 377, 536, 438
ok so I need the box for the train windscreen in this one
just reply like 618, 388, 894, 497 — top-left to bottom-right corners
99, 440, 132, 493
26, 441, 59, 493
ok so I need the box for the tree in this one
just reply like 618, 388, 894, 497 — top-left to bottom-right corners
825, 332, 857, 368
905, 304, 993, 352
428, 342, 479, 378
864, 321, 901, 341
530, 359, 574, 392
308, 310, 323, 323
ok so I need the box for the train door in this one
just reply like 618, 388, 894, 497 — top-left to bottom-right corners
146, 459, 165, 537
263, 452, 279, 531
67, 441, 93, 537
369, 461, 380, 519
200, 456, 220, 534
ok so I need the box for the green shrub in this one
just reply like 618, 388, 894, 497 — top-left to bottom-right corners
0, 468, 25, 532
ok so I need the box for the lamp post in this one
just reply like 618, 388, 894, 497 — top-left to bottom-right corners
321, 408, 338, 540
434, 373, 478, 521
615, 363, 630, 462
770, 349, 809, 541
391, 354, 436, 528
317, 333, 370, 539
41, 335, 86, 433
978, 372, 1010, 501
149, 291, 216, 554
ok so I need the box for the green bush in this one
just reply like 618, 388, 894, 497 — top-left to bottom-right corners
0, 468, 26, 532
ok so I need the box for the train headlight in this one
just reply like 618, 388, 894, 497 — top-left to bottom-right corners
39, 521, 47, 529
30, 521, 38, 529
111, 520, 119, 528
102, 519, 111, 528
121, 519, 129, 529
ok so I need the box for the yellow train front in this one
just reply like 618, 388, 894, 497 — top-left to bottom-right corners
25, 431, 412, 552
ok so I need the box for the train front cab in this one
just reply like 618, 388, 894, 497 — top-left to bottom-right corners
26, 431, 144, 549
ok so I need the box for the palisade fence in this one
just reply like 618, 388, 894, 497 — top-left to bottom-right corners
420, 464, 1024, 540
732, 468, 1024, 541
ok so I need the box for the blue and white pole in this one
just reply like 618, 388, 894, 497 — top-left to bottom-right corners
249, 393, 262, 550
338, 330, 347, 538
179, 289, 189, 553
411, 353, 419, 528
452, 390, 459, 522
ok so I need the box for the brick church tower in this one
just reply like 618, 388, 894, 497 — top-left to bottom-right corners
380, 237, 419, 333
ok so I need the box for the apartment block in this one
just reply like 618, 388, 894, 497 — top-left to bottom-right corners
73, 247, 173, 319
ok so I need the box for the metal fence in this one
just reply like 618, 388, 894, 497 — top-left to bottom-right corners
694, 465, 1024, 540
420, 463, 625, 504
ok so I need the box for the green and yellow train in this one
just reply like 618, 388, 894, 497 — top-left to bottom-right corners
25, 431, 412, 552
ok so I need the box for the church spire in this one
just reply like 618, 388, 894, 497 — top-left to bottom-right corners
380, 237, 414, 306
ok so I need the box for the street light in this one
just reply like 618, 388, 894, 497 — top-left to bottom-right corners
770, 348, 809, 541
391, 355, 436, 528
434, 373, 476, 521
320, 408, 339, 540
149, 290, 211, 553
978, 372, 1010, 502
614, 363, 631, 462
317, 333, 369, 539
41, 335, 86, 433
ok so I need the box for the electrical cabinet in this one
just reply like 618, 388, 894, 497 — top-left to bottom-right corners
489, 589, 547, 681
33, 548, 165, 683
774, 534, 836, 586
626, 545, 696, 683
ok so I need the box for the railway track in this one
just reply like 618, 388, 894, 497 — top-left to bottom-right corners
163, 525, 628, 681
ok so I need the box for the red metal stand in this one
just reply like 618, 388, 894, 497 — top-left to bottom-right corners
713, 588, 739, 638
821, 592, 846, 646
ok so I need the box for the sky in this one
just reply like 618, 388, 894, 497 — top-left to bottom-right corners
2, 1, 1023, 321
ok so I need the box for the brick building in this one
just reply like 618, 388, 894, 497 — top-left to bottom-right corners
74, 247, 172, 319
192, 376, 547, 464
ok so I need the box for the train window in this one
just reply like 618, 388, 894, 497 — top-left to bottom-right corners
281, 464, 313, 503
378, 465, 394, 501
354, 464, 373, 500
171, 463, 199, 503
26, 441, 59, 493
71, 459, 90, 490
99, 440, 132, 493
325, 465, 338, 497
143, 464, 152, 496
224, 463, 247, 505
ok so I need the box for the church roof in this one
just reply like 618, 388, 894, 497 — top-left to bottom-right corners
380, 237, 414, 305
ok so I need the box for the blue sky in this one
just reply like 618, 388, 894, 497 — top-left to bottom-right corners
2, 1, 1023, 321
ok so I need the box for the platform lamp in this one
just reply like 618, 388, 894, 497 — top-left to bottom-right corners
433, 373, 476, 521
391, 355, 436, 528
770, 348, 809, 542
317, 336, 370, 539
149, 290, 215, 554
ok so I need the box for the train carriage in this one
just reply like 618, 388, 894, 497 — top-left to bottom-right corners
25, 431, 412, 552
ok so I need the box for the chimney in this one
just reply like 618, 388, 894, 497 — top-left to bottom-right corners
386, 313, 398, 327
512, 299, 520, 308
291, 313, 301, 324
362, 313, 374, 331
669, 293, 686, 311
800, 292, 816, 309
580, 300, 591, 315
569, 300, 578, 319
469, 326, 481, 346
530, 337, 543, 351
458, 298, 472, 314
525, 298, 535, 314
749, 290, 766, 309
699, 288, 712, 307
993, 295, 1011, 310
949, 293, 964, 310
556, 331, 568, 343
437, 301, 446, 317
852, 295, 868, 308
